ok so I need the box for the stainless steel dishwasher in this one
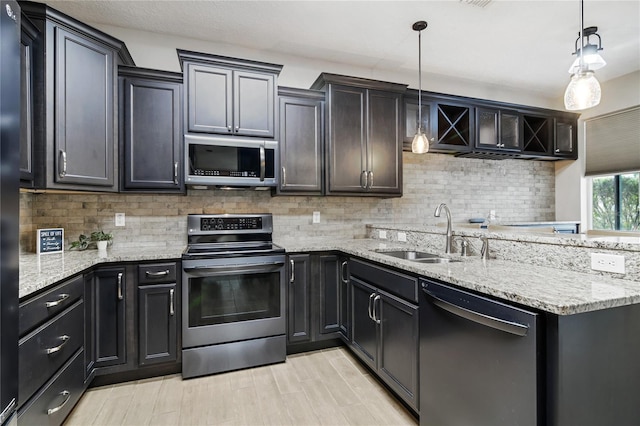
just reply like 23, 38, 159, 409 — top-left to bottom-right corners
419, 279, 540, 426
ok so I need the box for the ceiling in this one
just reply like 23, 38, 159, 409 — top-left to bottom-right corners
37, 0, 640, 99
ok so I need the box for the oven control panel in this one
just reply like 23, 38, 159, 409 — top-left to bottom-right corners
200, 216, 262, 231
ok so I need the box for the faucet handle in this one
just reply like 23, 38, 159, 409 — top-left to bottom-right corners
460, 239, 469, 256
480, 237, 490, 260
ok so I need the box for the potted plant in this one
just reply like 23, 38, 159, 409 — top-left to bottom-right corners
69, 230, 113, 251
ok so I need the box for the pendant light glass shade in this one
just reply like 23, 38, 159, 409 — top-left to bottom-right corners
568, 47, 606, 73
412, 131, 429, 154
412, 20, 430, 154
564, 69, 601, 111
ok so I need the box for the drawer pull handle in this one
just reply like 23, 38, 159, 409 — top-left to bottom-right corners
169, 289, 175, 316
47, 390, 71, 416
46, 335, 70, 355
145, 270, 170, 278
45, 294, 69, 308
290, 259, 295, 283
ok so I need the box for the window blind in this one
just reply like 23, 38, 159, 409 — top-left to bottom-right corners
584, 105, 640, 176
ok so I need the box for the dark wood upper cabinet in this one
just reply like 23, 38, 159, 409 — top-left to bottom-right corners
403, 89, 578, 160
20, 1, 135, 192
119, 66, 184, 193
19, 13, 38, 187
311, 74, 405, 197
178, 50, 282, 138
277, 87, 324, 195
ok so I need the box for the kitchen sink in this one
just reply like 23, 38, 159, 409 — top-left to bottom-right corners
374, 250, 461, 263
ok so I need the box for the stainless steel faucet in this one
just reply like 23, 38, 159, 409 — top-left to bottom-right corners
480, 237, 490, 260
434, 203, 453, 254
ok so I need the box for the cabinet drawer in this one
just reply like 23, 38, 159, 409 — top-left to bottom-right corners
138, 262, 177, 284
349, 259, 418, 303
19, 274, 84, 336
18, 348, 85, 426
19, 300, 84, 406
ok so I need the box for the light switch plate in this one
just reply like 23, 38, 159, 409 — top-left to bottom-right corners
379, 230, 387, 239
591, 253, 625, 274
312, 211, 320, 224
398, 232, 407, 242
115, 213, 125, 227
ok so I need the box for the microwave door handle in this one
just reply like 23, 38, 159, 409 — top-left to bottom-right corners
259, 146, 266, 182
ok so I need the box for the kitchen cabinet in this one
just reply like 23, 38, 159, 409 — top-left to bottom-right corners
311, 74, 405, 197
20, 1, 135, 192
554, 117, 577, 158
178, 49, 282, 138
19, 12, 37, 187
286, 253, 343, 352
91, 267, 127, 369
349, 258, 419, 412
277, 87, 324, 195
475, 106, 520, 152
402, 88, 578, 159
119, 66, 184, 193
17, 274, 87, 425
137, 262, 179, 366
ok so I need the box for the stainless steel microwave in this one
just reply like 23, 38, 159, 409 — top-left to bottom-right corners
184, 135, 278, 188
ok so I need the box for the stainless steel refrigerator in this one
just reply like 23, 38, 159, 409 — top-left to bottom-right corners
0, 1, 20, 425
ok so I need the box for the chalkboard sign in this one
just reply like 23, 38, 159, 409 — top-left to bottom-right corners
37, 228, 64, 254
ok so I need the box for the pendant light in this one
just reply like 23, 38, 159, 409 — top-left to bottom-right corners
564, 0, 602, 111
412, 21, 430, 154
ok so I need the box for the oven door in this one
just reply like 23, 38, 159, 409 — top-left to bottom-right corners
182, 254, 286, 348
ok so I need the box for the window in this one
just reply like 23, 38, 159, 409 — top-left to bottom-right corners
591, 172, 640, 231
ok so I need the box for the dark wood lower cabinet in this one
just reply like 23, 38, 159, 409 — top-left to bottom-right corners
286, 253, 343, 351
138, 283, 178, 366
348, 258, 420, 413
92, 267, 127, 369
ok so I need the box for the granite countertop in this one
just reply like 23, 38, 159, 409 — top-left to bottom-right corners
277, 237, 640, 316
19, 246, 184, 299
19, 237, 640, 316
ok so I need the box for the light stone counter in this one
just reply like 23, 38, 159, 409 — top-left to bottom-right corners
19, 235, 640, 316
19, 247, 184, 299
276, 236, 640, 316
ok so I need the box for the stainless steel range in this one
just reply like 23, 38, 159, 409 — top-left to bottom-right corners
181, 213, 286, 378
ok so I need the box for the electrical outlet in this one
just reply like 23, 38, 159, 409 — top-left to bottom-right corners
115, 213, 125, 227
379, 230, 387, 239
489, 210, 496, 220
591, 253, 625, 274
398, 232, 407, 242
312, 211, 320, 224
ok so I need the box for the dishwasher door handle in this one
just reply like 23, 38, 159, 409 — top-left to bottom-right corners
423, 288, 529, 336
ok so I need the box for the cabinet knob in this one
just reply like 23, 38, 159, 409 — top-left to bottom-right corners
227, 125, 232, 132
235, 126, 239, 132
555, 148, 560, 153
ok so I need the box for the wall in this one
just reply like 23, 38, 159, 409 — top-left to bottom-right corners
554, 70, 640, 225
19, 153, 555, 254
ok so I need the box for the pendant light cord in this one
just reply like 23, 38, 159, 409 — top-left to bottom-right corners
579, 0, 584, 70
417, 28, 422, 132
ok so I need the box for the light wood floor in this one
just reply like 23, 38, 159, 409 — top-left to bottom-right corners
64, 347, 418, 426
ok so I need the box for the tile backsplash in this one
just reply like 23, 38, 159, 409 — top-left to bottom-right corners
19, 153, 555, 253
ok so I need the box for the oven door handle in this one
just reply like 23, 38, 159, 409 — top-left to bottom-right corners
183, 261, 285, 276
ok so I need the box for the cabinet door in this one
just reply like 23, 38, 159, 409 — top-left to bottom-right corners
287, 254, 312, 344
83, 273, 95, 382
138, 283, 178, 366
476, 107, 520, 151
350, 277, 377, 370
327, 85, 366, 194
93, 268, 126, 368
54, 27, 115, 187
318, 254, 340, 337
121, 77, 183, 192
20, 23, 35, 186
378, 290, 419, 411
555, 118, 577, 158
338, 258, 351, 340
234, 70, 275, 137
404, 98, 434, 150
278, 95, 323, 193
367, 90, 402, 195
187, 63, 232, 134
500, 111, 520, 150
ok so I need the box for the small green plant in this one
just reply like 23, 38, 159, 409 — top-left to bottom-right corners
69, 230, 113, 251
